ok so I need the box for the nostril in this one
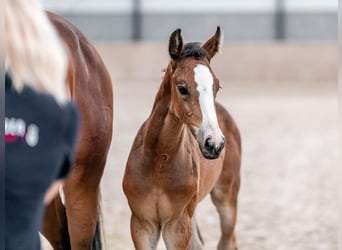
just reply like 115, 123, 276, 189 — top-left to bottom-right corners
204, 136, 214, 151
215, 141, 225, 155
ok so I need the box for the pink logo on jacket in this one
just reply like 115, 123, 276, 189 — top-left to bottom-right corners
5, 117, 39, 147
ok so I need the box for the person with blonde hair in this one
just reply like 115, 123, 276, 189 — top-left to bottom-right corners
5, 0, 80, 249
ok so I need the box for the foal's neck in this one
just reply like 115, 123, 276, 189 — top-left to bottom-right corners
143, 65, 185, 156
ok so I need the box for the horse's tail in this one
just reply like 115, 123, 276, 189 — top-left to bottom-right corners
92, 193, 105, 250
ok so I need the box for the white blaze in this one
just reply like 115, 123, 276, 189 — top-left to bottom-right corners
194, 64, 223, 144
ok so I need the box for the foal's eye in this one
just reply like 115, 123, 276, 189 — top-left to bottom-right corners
177, 85, 189, 96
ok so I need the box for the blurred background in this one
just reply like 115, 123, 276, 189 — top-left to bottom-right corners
41, 1, 338, 249
42, 0, 337, 42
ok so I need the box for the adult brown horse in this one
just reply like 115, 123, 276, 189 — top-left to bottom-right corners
42, 12, 113, 250
123, 27, 241, 250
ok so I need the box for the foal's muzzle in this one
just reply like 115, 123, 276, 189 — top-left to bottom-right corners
200, 135, 225, 159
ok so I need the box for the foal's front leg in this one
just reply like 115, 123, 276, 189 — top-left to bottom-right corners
162, 214, 193, 250
131, 214, 161, 250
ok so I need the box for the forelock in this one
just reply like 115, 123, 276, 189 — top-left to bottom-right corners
182, 42, 208, 59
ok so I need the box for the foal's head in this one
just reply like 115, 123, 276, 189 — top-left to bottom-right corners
167, 27, 224, 160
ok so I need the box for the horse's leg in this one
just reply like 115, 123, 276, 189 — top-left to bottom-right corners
187, 212, 204, 250
63, 172, 100, 250
162, 214, 193, 250
210, 173, 240, 250
210, 132, 241, 250
42, 192, 71, 250
130, 214, 160, 250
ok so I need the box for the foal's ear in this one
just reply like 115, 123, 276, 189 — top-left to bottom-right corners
202, 26, 223, 61
169, 29, 183, 61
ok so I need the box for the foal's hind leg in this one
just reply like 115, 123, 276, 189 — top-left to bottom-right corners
188, 212, 204, 250
211, 187, 238, 250
211, 151, 240, 250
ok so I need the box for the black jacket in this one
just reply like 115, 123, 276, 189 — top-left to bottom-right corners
5, 74, 80, 250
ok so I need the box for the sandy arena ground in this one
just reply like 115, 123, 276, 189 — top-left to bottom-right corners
43, 43, 338, 250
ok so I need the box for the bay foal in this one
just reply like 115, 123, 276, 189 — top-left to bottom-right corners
123, 27, 241, 250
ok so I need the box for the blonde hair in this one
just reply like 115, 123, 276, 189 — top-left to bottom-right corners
5, 0, 69, 104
